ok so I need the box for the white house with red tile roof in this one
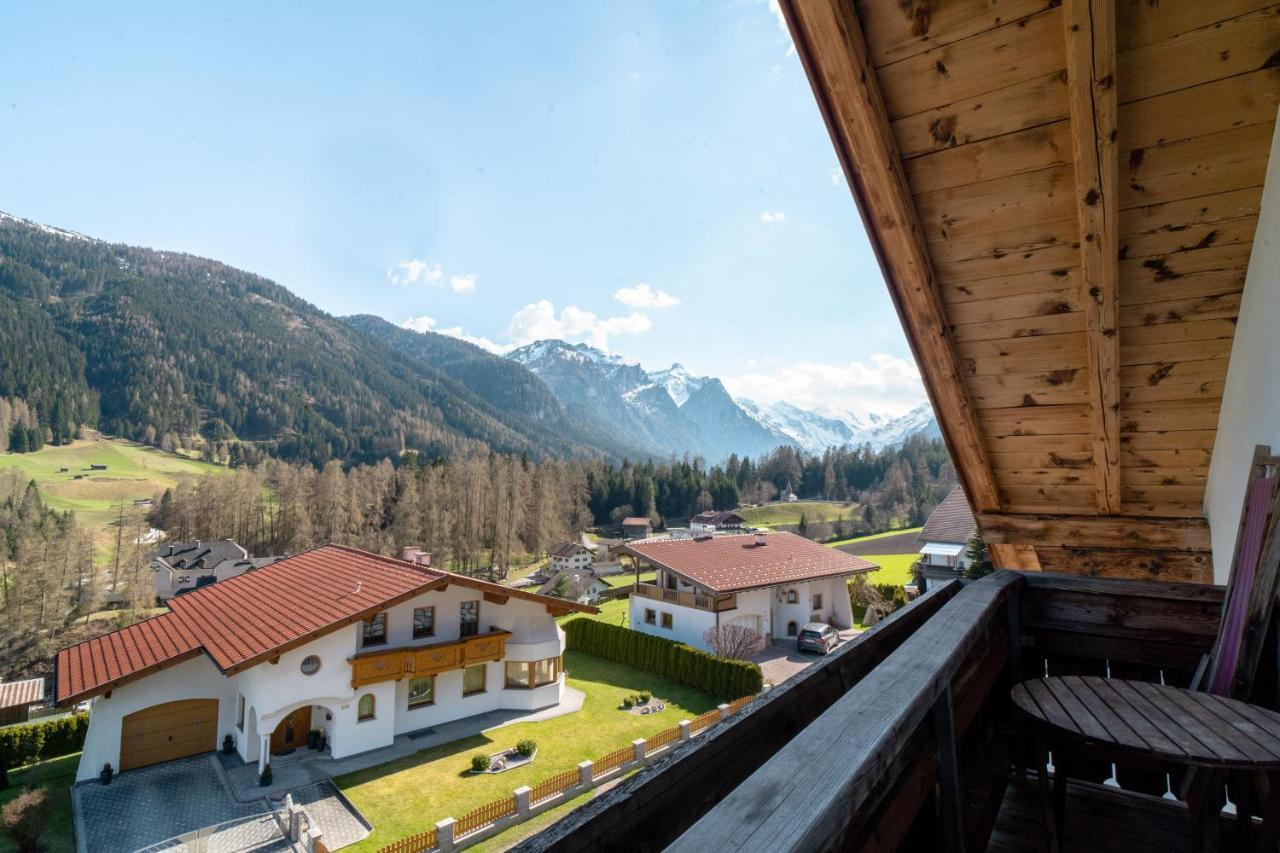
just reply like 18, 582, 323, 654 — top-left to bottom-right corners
55, 544, 595, 783
622, 532, 875, 651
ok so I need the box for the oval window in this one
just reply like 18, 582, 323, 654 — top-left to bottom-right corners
300, 655, 321, 676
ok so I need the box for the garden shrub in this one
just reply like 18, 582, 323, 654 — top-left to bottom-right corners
0, 714, 90, 787
638, 691, 651, 704
470, 753, 491, 772
516, 739, 536, 757
563, 618, 763, 701
621, 696, 634, 709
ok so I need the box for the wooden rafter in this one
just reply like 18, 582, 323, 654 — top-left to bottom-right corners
780, 0, 1001, 513
1063, 0, 1121, 513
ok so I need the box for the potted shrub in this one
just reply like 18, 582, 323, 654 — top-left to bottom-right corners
100, 763, 114, 786
516, 739, 537, 758
222, 734, 235, 755
307, 729, 320, 750
471, 753, 491, 772
259, 764, 272, 786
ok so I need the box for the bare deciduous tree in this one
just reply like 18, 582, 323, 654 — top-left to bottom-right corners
702, 624, 766, 660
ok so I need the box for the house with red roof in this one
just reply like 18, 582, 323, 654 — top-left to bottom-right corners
55, 544, 595, 783
622, 532, 875, 651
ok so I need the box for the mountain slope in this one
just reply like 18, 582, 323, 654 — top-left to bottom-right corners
0, 211, 612, 465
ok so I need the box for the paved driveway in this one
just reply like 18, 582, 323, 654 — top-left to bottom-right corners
74, 755, 267, 853
751, 629, 862, 686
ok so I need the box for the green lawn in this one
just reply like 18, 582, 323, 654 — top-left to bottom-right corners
858, 553, 918, 588
824, 525, 922, 549
335, 651, 718, 852
599, 572, 653, 589
736, 501, 859, 527
0, 753, 79, 853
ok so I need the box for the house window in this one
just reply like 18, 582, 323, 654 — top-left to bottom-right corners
644, 608, 656, 625
357, 693, 376, 721
460, 601, 480, 638
362, 612, 387, 647
463, 664, 487, 695
300, 655, 321, 676
785, 590, 798, 604
413, 606, 435, 639
407, 676, 435, 709
661, 612, 673, 630
236, 695, 245, 731
505, 658, 561, 689
812, 593, 823, 610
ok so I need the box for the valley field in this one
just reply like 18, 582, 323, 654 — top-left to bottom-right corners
737, 500, 859, 527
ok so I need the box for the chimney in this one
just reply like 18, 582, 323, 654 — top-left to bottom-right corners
754, 533, 767, 547
402, 546, 432, 567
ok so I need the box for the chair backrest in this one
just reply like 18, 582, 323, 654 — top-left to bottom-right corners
1204, 445, 1280, 699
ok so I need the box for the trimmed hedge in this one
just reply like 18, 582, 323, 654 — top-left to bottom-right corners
0, 713, 89, 785
564, 618, 763, 701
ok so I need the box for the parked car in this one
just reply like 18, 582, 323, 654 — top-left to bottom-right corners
796, 622, 839, 654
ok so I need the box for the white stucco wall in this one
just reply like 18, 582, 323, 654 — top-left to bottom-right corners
77, 654, 237, 782
628, 596, 717, 650
1206, 117, 1280, 583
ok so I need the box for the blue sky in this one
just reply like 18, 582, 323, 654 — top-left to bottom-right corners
0, 1, 926, 416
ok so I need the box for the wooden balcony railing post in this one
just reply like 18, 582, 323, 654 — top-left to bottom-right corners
931, 684, 964, 853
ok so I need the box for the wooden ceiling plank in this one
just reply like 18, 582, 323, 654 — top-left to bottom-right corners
951, 312, 1087, 345
989, 449, 1094, 470
1121, 400, 1222, 433
877, 6, 1066, 120
970, 368, 1090, 408
1063, 0, 1121, 513
1120, 268, 1246, 308
942, 267, 1080, 304
1117, 7, 1280, 104
958, 333, 1088, 376
1032, 545, 1212, 583
858, 0, 1059, 69
1120, 216, 1259, 261
978, 511, 1212, 550
934, 241, 1080, 283
892, 69, 1070, 159
1116, 0, 1277, 53
778, 0, 1001, 511
1121, 121, 1275, 209
1119, 292, 1243, 330
1120, 186, 1263, 236
927, 217, 1081, 266
1120, 430, 1217, 451
989, 433, 1093, 454
945, 287, 1082, 325
1120, 69, 1280, 153
1122, 380, 1226, 406
979, 404, 1092, 435
904, 120, 1073, 194
1122, 319, 1238, 347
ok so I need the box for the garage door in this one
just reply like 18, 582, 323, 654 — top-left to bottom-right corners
119, 699, 218, 772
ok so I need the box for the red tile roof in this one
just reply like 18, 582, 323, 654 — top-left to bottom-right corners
55, 544, 595, 704
621, 517, 651, 527
0, 677, 45, 709
623, 532, 876, 593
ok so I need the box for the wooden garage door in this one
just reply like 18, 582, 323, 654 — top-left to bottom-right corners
119, 699, 218, 772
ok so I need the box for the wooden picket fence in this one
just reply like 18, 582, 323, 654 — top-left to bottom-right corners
593, 745, 633, 777
456, 796, 517, 837
644, 725, 681, 755
377, 696, 756, 853
688, 708, 721, 733
531, 767, 580, 805
379, 826, 436, 853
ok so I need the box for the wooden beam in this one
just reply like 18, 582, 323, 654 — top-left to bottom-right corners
1063, 0, 1121, 513
779, 0, 1001, 513
483, 591, 508, 606
978, 512, 1212, 551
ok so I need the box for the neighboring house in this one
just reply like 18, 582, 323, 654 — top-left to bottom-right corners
585, 536, 626, 575
152, 540, 284, 601
538, 569, 610, 605
624, 532, 875, 652
915, 487, 977, 592
620, 517, 653, 539
55, 544, 596, 783
0, 678, 44, 725
548, 541, 593, 573
689, 510, 746, 535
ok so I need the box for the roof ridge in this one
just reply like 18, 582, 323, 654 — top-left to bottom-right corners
322, 543, 445, 578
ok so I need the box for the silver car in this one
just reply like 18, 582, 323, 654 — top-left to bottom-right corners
797, 622, 839, 654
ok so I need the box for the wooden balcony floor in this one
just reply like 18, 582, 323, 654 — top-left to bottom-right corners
988, 776, 1249, 853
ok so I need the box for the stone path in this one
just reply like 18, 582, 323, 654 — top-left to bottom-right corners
288, 781, 370, 849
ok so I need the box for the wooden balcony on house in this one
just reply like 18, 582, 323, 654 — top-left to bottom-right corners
349, 629, 510, 688
519, 572, 1265, 853
633, 582, 737, 612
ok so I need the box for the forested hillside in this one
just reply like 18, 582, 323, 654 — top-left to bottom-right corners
0, 213, 619, 466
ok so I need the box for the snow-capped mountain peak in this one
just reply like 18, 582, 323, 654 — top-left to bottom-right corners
647, 363, 708, 407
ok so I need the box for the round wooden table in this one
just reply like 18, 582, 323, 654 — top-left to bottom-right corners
1011, 676, 1280, 852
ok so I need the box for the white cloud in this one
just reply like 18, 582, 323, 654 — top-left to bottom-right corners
759, 211, 787, 223
722, 353, 927, 416
507, 300, 652, 351
449, 274, 476, 293
767, 0, 797, 56
400, 315, 511, 354
830, 167, 844, 187
614, 283, 680, 309
387, 259, 443, 286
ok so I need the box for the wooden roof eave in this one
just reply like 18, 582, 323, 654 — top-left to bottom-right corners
778, 0, 1002, 515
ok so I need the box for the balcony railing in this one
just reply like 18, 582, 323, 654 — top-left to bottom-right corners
633, 582, 737, 612
349, 629, 511, 688
520, 571, 1234, 853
